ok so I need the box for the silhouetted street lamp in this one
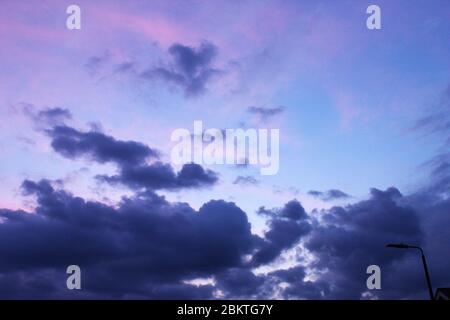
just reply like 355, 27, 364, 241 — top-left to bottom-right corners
386, 243, 434, 300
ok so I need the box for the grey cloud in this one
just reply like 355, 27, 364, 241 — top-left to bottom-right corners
141, 41, 220, 96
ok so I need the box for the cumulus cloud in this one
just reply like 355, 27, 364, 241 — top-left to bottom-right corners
46, 124, 218, 191
0, 178, 321, 299
0, 180, 257, 298
2, 111, 449, 299
47, 125, 158, 166
306, 187, 425, 299
267, 266, 327, 299
258, 199, 307, 220
141, 41, 220, 96
0, 179, 449, 298
96, 162, 218, 191
215, 268, 265, 299
253, 200, 311, 266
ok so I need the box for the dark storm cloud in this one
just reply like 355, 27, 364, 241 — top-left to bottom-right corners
0, 179, 449, 299
247, 106, 285, 121
215, 265, 326, 299
47, 124, 218, 190
176, 162, 218, 188
233, 175, 259, 185
305, 187, 426, 299
0, 180, 258, 298
402, 162, 450, 300
416, 198, 450, 296
141, 41, 220, 96
215, 268, 265, 298
375, 84, 450, 300
96, 162, 218, 190
252, 200, 311, 266
308, 189, 350, 201
251, 218, 310, 266
3, 110, 449, 299
267, 266, 327, 299
47, 125, 158, 166
258, 199, 307, 221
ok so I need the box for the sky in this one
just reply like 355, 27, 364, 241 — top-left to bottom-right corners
0, 0, 449, 299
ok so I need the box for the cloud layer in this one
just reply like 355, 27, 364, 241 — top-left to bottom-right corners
1, 108, 448, 299
2, 178, 448, 299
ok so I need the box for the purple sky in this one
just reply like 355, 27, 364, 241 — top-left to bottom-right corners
0, 0, 449, 299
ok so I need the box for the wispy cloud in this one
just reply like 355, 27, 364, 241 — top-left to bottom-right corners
308, 189, 350, 201
247, 106, 285, 122
233, 175, 259, 186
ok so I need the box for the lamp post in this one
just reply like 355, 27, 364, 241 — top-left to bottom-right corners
386, 243, 434, 300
